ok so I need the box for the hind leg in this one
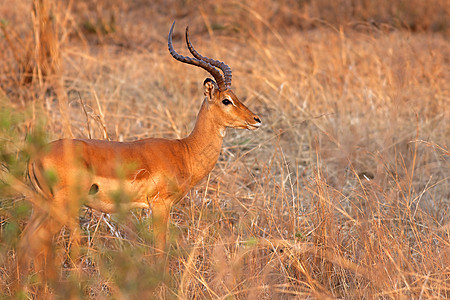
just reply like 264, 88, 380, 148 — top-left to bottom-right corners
63, 217, 82, 279
18, 207, 64, 283
18, 187, 80, 284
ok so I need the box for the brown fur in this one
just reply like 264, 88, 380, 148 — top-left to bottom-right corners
19, 83, 261, 280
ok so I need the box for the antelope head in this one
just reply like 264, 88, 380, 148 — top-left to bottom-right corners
168, 22, 261, 132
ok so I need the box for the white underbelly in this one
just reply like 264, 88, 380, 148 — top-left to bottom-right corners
84, 176, 159, 213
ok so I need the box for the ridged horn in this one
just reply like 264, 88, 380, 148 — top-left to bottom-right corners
168, 22, 226, 91
185, 26, 232, 89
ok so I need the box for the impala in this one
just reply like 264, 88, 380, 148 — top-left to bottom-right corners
19, 22, 261, 276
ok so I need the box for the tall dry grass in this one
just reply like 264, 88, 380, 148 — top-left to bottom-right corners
1, 0, 449, 298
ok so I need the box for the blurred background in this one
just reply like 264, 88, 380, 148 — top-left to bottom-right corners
0, 0, 449, 298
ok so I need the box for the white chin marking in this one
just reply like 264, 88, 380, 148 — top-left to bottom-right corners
247, 123, 261, 130
220, 127, 227, 137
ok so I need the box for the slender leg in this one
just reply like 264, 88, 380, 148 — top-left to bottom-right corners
18, 208, 62, 284
17, 209, 45, 287
152, 201, 171, 259
17, 189, 78, 287
65, 219, 81, 278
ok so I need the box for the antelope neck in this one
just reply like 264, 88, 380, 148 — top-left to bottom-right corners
180, 100, 225, 185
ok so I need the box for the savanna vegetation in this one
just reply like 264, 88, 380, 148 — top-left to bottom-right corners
0, 0, 449, 298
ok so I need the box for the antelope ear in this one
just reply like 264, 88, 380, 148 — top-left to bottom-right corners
203, 78, 218, 100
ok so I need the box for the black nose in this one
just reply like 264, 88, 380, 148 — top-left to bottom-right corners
254, 117, 261, 123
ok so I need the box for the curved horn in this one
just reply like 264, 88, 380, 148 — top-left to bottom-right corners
185, 26, 232, 89
168, 22, 226, 91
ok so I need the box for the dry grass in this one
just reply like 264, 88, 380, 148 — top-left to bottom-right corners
1, 0, 449, 298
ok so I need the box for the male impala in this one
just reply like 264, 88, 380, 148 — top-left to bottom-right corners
19, 22, 261, 276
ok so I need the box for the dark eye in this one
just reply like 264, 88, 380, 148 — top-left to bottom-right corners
222, 99, 232, 105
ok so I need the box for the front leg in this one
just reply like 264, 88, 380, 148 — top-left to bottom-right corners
152, 200, 172, 257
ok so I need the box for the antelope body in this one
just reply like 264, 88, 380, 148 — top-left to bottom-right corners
20, 22, 261, 277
